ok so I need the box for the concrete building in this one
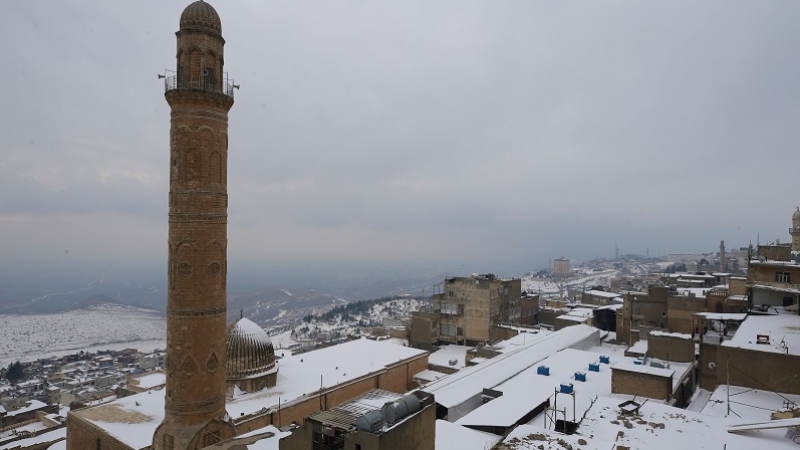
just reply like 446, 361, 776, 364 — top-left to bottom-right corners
418, 274, 528, 347
552, 258, 571, 277
281, 390, 435, 450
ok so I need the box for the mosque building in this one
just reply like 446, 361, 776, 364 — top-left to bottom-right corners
65, 2, 430, 449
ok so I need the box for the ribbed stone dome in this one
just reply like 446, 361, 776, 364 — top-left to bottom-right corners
793, 208, 800, 221
226, 318, 276, 379
180, 1, 222, 34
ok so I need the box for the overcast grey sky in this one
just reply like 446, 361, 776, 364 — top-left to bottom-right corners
1, 0, 799, 275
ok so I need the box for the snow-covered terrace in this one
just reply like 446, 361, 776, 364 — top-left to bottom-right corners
722, 313, 800, 356
502, 394, 800, 450
228, 338, 427, 419
700, 384, 800, 421
429, 344, 470, 370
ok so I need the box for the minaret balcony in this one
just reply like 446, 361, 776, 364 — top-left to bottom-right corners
790, 228, 800, 234
165, 75, 235, 99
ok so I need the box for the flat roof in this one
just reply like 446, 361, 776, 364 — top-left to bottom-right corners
429, 345, 470, 369
422, 325, 600, 408
576, 396, 800, 450
435, 420, 500, 450
694, 312, 747, 321
723, 314, 800, 356
73, 339, 427, 449
228, 338, 427, 419
611, 361, 675, 378
701, 384, 800, 421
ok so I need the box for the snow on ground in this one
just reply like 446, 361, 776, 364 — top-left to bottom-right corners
429, 345, 471, 370
436, 420, 499, 450
290, 298, 423, 342
701, 385, 800, 421
0, 304, 165, 366
522, 270, 619, 295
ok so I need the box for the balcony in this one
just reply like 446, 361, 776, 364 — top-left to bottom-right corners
164, 75, 235, 99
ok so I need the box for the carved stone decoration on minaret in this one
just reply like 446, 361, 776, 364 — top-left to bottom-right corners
153, 2, 236, 449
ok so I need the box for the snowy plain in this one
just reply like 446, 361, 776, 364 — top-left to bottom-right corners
0, 304, 165, 367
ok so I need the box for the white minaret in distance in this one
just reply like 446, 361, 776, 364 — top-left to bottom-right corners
791, 208, 800, 253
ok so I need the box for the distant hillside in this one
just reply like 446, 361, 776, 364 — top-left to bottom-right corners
227, 285, 347, 326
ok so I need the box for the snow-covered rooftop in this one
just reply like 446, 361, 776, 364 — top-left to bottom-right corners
422, 325, 601, 409
694, 312, 747, 321
723, 314, 800, 356
503, 390, 800, 450
701, 384, 800, 421
429, 345, 470, 370
649, 330, 691, 340
228, 338, 426, 419
611, 361, 675, 379
435, 420, 499, 450
6, 400, 47, 417
130, 371, 165, 390
237, 425, 291, 450
585, 290, 622, 299
72, 390, 163, 450
676, 287, 709, 298
73, 338, 426, 449
0, 426, 65, 450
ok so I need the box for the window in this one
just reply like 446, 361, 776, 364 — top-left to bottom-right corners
776, 272, 791, 283
440, 323, 457, 337
96, 439, 102, 450
441, 302, 460, 315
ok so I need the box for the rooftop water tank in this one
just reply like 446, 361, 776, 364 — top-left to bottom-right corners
356, 410, 384, 433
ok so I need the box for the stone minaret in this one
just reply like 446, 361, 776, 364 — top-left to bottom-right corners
153, 2, 235, 449
792, 208, 800, 253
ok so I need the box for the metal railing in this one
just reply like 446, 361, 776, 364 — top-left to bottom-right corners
164, 75, 235, 98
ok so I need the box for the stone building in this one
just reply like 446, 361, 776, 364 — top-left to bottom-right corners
748, 258, 800, 310
792, 207, 800, 253
153, 1, 238, 448
225, 317, 278, 396
65, 338, 428, 450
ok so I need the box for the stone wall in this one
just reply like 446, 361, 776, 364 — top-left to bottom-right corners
700, 343, 800, 394
647, 332, 694, 362
611, 367, 672, 401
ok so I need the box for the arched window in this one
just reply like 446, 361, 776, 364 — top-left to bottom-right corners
205, 51, 218, 88
188, 48, 202, 86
